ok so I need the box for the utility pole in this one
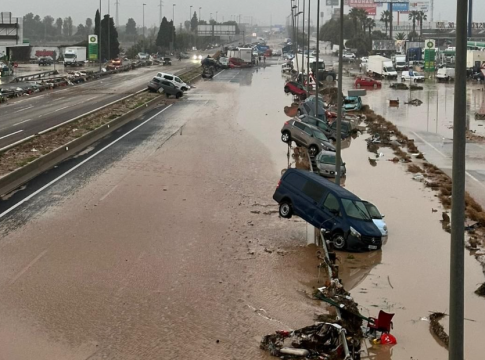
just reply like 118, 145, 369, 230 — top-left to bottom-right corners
173, 4, 176, 51
449, 0, 467, 358
389, 3, 393, 40
108, 0, 111, 61
307, 0, 310, 94
216, 11, 218, 23
335, 0, 344, 184
468, 0, 473, 38
314, 0, 320, 116
199, 7, 201, 22
115, 0, 120, 28
302, 0, 305, 79
143, 3, 146, 52
159, 0, 164, 24
190, 5, 192, 21
290, 3, 299, 75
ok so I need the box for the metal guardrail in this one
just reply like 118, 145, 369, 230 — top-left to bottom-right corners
11, 70, 60, 83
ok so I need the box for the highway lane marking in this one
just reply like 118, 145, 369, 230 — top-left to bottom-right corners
0, 104, 173, 220
85, 96, 97, 102
100, 184, 119, 201
10, 250, 48, 285
14, 105, 33, 113
213, 70, 225, 78
53, 106, 69, 112
13, 118, 33, 126
0, 130, 23, 140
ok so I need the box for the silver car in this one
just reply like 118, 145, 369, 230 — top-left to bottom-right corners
281, 119, 336, 156
315, 150, 346, 178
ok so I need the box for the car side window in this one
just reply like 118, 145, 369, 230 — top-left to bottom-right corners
323, 193, 341, 216
306, 118, 316, 125
161, 81, 171, 86
164, 75, 174, 81
302, 181, 326, 203
302, 125, 312, 136
318, 122, 329, 131
174, 77, 182, 83
294, 122, 306, 131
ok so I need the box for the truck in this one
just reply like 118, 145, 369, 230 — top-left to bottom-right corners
292, 54, 336, 81
238, 48, 253, 64
466, 50, 485, 71
367, 55, 398, 79
406, 47, 422, 63
63, 47, 86, 67
436, 68, 455, 81
393, 54, 407, 71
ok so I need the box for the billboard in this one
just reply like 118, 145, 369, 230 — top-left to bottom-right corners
410, 1, 430, 12
388, 2, 410, 11
88, 35, 98, 60
349, 0, 376, 15
373, 0, 409, 2
326, 0, 339, 5
372, 40, 396, 51
197, 24, 236, 36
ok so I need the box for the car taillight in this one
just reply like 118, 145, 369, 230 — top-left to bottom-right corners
276, 180, 281, 189
284, 121, 289, 125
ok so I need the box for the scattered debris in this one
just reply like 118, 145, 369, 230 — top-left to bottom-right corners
475, 282, 485, 297
390, 83, 408, 90
410, 84, 424, 91
412, 173, 424, 181
429, 312, 449, 348
405, 98, 423, 106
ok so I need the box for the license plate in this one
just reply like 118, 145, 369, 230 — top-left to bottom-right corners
368, 245, 378, 250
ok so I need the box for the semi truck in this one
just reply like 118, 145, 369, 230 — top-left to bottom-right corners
367, 55, 397, 79
63, 47, 86, 67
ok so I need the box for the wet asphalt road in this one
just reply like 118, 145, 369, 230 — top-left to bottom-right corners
1, 55, 484, 359
0, 59, 199, 149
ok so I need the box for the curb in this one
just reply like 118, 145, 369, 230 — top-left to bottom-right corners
0, 95, 165, 197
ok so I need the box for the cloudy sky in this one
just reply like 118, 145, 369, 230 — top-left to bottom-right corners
3, 0, 484, 29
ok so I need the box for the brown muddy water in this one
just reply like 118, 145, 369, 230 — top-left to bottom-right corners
236, 64, 485, 360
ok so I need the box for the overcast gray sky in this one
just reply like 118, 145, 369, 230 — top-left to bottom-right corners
4, 0, 484, 29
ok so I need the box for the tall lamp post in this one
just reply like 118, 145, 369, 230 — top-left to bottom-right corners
335, 0, 344, 184
99, 0, 102, 71
190, 5, 193, 21
199, 7, 202, 22
306, 0, 310, 94
216, 11, 218, 22
172, 4, 176, 51
143, 3, 146, 53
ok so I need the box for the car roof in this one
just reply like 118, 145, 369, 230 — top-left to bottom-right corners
285, 169, 360, 200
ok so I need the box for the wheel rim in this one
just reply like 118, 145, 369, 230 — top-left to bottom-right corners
280, 204, 290, 216
333, 235, 345, 249
282, 133, 290, 142
309, 146, 318, 156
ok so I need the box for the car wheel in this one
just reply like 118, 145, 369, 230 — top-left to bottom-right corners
281, 131, 291, 143
332, 233, 346, 250
326, 75, 334, 82
176, 92, 182, 99
279, 202, 293, 219
284, 86, 290, 93
373, 83, 378, 89
309, 145, 319, 157
356, 83, 361, 88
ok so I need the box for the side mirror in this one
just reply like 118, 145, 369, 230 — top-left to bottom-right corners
382, 214, 385, 218
342, 162, 346, 166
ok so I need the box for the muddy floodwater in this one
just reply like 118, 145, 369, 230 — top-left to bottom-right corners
236, 63, 485, 360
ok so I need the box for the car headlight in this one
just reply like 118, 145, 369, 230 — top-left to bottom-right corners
383, 225, 388, 231
350, 226, 361, 239
193, 55, 197, 60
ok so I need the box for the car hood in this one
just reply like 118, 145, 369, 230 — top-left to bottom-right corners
348, 218, 382, 237
372, 219, 388, 236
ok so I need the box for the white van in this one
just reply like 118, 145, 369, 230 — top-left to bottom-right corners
436, 68, 455, 81
156, 72, 190, 91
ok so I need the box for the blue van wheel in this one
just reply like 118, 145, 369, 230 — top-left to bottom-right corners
279, 202, 292, 218
332, 233, 346, 250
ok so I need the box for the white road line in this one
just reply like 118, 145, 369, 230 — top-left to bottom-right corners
14, 105, 33, 113
0, 130, 23, 140
14, 118, 33, 126
53, 106, 69, 112
100, 184, 119, 201
411, 131, 448, 158
0, 105, 173, 220
10, 250, 48, 285
213, 70, 225, 78
465, 172, 480, 182
56, 97, 66, 101
85, 96, 97, 102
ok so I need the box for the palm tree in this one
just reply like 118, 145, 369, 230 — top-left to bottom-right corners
349, 8, 360, 33
380, 10, 391, 37
417, 11, 427, 38
365, 17, 376, 47
408, 11, 419, 34
357, 8, 368, 32
395, 32, 406, 40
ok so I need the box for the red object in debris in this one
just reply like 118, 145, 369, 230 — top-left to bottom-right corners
276, 330, 290, 337
326, 110, 337, 119
380, 333, 397, 345
367, 310, 395, 334
355, 76, 381, 89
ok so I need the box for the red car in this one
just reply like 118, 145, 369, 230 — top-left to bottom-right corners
355, 77, 381, 89
284, 81, 308, 99
229, 57, 249, 68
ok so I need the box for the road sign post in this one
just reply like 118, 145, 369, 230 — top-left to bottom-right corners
89, 35, 99, 61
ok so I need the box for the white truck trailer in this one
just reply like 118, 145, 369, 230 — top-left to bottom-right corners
63, 47, 87, 67
367, 55, 397, 79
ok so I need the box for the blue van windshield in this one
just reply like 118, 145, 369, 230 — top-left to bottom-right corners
342, 199, 371, 220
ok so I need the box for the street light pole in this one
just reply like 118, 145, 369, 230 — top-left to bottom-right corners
302, 0, 305, 82
335, 0, 344, 184
314, 0, 320, 116
99, 0, 102, 72
199, 7, 201, 22
143, 3, 146, 53
190, 5, 192, 21
108, 0, 111, 61
173, 4, 176, 51
216, 11, 218, 23
307, 0, 310, 94
449, 0, 467, 358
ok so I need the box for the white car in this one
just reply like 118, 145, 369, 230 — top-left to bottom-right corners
156, 72, 190, 91
401, 70, 425, 82
192, 54, 203, 60
342, 52, 356, 61
363, 201, 388, 245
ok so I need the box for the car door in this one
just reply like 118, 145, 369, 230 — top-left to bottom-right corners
292, 121, 307, 145
313, 192, 344, 231
298, 180, 327, 226
299, 123, 314, 146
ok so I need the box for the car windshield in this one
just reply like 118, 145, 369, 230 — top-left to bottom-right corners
313, 130, 329, 142
364, 203, 382, 220
414, 72, 422, 76
342, 199, 372, 220
385, 67, 395, 72
64, 54, 75, 58
318, 153, 336, 165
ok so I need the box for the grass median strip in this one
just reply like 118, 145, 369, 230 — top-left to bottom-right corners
0, 92, 161, 177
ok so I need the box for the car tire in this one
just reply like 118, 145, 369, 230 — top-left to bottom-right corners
284, 86, 290, 93
181, 87, 187, 91
356, 83, 361, 88
279, 201, 293, 218
326, 75, 334, 82
176, 92, 182, 99
332, 233, 347, 250
281, 131, 291, 143
309, 145, 319, 157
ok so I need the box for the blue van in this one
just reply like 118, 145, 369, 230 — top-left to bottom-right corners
273, 169, 382, 251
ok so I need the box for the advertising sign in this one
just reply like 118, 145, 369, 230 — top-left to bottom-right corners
349, 0, 376, 15
326, 0, 339, 6
372, 40, 396, 51
197, 24, 236, 36
388, 2, 410, 11
410, 1, 429, 12
424, 48, 436, 72
88, 34, 98, 60
437, 22, 485, 29
425, 39, 436, 49
373, 0, 409, 3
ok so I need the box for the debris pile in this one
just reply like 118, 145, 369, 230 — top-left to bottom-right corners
429, 312, 449, 348
405, 98, 423, 106
475, 282, 485, 297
